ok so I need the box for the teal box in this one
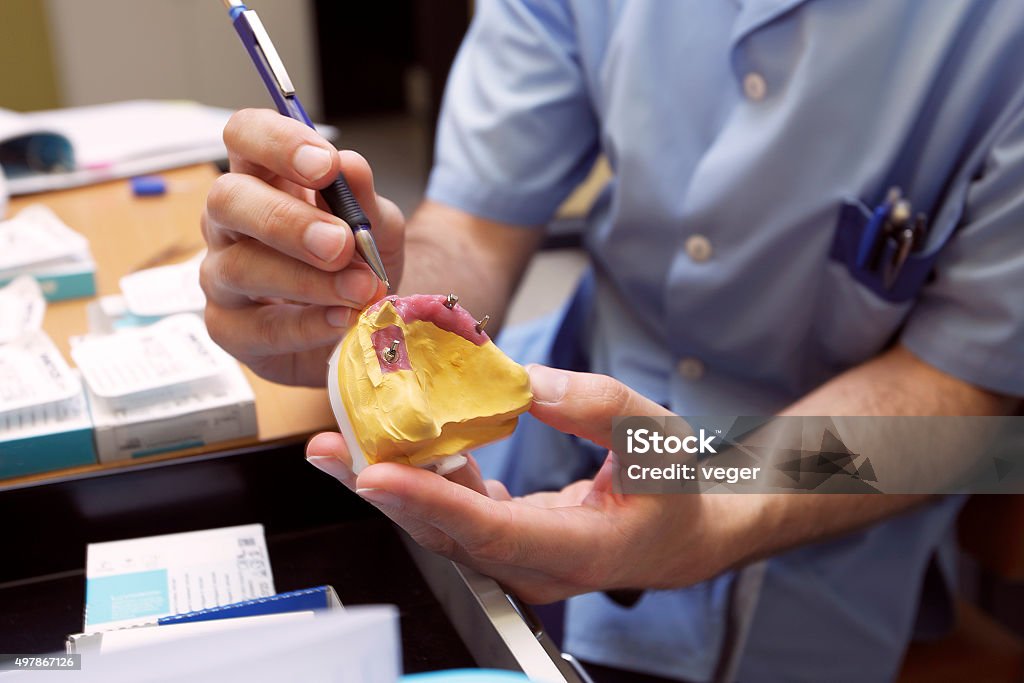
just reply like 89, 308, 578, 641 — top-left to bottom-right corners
0, 391, 97, 480
0, 255, 97, 303
0, 426, 97, 479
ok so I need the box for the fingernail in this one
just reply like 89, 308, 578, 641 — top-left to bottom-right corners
304, 221, 346, 262
335, 270, 376, 305
356, 487, 402, 508
325, 307, 353, 328
293, 145, 333, 182
307, 454, 353, 483
528, 364, 568, 404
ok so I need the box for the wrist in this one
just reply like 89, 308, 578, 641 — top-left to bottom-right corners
690, 493, 773, 582
620, 493, 773, 591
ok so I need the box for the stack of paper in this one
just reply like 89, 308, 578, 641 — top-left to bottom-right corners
32, 608, 400, 683
71, 313, 258, 462
0, 204, 97, 301
0, 276, 96, 478
68, 525, 363, 675
0, 101, 230, 195
82, 524, 276, 632
0, 100, 338, 196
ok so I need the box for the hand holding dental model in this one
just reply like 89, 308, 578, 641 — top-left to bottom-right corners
328, 293, 532, 474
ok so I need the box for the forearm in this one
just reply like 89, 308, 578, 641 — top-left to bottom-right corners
702, 344, 1018, 577
398, 200, 543, 333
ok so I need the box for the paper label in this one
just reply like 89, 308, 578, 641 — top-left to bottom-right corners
71, 314, 232, 398
0, 275, 45, 344
85, 524, 275, 630
0, 387, 90, 440
0, 205, 89, 271
0, 330, 79, 414
119, 250, 206, 317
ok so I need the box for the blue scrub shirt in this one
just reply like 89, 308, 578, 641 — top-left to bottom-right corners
426, 1, 1024, 680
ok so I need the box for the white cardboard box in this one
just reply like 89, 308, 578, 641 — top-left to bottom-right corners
86, 360, 257, 462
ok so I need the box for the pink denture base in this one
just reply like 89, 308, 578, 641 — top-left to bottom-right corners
371, 325, 411, 373
367, 294, 489, 346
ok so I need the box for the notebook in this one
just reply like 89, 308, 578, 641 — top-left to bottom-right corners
0, 100, 337, 195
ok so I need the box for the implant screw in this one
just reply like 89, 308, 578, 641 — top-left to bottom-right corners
444, 293, 459, 309
382, 340, 400, 363
475, 315, 490, 334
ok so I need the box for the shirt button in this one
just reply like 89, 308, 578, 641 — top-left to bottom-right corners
685, 234, 713, 262
743, 72, 767, 101
677, 357, 705, 380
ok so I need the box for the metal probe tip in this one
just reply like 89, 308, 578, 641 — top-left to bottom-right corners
352, 228, 391, 291
222, 0, 244, 9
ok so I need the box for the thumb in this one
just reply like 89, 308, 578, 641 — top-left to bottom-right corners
526, 365, 672, 450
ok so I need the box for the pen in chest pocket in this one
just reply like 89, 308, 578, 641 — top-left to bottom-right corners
855, 187, 932, 291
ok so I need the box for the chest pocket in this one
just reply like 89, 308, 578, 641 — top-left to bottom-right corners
812, 197, 963, 369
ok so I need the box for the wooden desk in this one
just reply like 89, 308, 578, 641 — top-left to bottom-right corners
3, 164, 336, 487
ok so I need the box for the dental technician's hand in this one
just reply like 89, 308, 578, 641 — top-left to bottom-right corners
306, 366, 750, 604
201, 109, 404, 386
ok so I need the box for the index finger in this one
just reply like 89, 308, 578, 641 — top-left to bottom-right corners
224, 108, 341, 189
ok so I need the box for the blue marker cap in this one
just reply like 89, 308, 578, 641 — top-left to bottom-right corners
131, 175, 167, 197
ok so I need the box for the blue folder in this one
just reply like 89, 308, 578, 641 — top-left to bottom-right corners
157, 585, 341, 626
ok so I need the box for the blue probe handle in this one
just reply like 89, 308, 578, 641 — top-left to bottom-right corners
229, 4, 371, 231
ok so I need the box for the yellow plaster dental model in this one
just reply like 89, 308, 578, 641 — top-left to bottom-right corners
327, 293, 532, 474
